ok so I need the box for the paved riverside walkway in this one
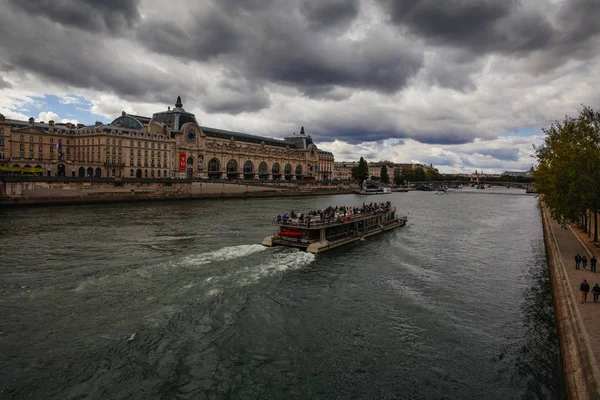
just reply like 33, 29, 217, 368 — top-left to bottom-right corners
543, 206, 600, 399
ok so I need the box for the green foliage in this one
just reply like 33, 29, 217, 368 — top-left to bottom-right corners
380, 165, 390, 184
535, 105, 600, 227
394, 175, 405, 185
351, 157, 369, 183
405, 167, 426, 182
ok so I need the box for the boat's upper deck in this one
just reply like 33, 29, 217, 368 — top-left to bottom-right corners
275, 203, 398, 231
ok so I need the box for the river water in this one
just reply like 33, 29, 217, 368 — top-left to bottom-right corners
0, 188, 565, 399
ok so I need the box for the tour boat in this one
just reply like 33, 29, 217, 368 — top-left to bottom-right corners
262, 203, 407, 253
357, 187, 392, 195
355, 181, 392, 195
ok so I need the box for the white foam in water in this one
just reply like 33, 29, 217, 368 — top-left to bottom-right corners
243, 250, 316, 283
184, 244, 267, 266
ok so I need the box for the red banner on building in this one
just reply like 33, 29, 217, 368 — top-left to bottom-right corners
179, 153, 186, 170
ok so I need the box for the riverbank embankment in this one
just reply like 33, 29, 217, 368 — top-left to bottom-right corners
541, 203, 600, 399
0, 179, 359, 207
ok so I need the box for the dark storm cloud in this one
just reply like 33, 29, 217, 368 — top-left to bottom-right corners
377, 0, 551, 54
0, 5, 195, 104
137, 9, 243, 61
7, 0, 141, 33
300, 0, 361, 30
378, 0, 600, 58
200, 74, 271, 114
136, 1, 424, 98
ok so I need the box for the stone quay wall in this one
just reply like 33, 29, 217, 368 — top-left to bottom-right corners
541, 202, 600, 400
0, 179, 356, 206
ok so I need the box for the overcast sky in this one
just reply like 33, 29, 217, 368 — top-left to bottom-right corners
1, 0, 598, 173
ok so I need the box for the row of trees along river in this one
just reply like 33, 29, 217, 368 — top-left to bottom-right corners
535, 105, 600, 242
350, 157, 535, 185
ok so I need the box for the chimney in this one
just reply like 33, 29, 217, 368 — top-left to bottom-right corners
95, 121, 102, 126
66, 122, 72, 129
77, 123, 84, 129
49, 120, 55, 126
29, 117, 34, 125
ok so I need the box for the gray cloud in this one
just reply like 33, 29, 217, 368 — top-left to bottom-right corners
137, 7, 243, 61
7, 0, 141, 33
300, 0, 361, 30
377, 0, 553, 54
201, 74, 271, 114
0, 76, 12, 89
474, 148, 520, 162
136, 1, 424, 98
0, 4, 197, 104
378, 0, 600, 62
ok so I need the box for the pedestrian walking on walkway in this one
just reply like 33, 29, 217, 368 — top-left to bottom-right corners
581, 279, 590, 303
583, 255, 588, 271
591, 255, 597, 273
576, 253, 582, 269
593, 284, 600, 303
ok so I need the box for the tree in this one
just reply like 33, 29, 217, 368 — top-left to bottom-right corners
394, 175, 405, 185
425, 169, 440, 181
380, 165, 390, 184
413, 167, 426, 182
535, 105, 600, 241
351, 157, 369, 183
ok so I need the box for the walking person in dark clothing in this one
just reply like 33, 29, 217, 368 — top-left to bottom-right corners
582, 255, 588, 271
581, 279, 590, 304
593, 284, 600, 303
575, 253, 582, 269
591, 256, 597, 273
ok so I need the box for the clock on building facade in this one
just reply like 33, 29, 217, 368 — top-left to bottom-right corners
186, 130, 196, 143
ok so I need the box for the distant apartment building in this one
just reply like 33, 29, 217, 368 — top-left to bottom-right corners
332, 160, 435, 181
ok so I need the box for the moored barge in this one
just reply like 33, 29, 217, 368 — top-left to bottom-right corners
262, 202, 407, 253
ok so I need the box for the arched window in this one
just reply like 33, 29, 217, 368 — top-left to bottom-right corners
243, 160, 253, 179
227, 160, 237, 173
187, 156, 194, 166
227, 159, 238, 180
272, 163, 281, 180
86, 167, 93, 177
95, 167, 102, 177
284, 163, 292, 180
78, 167, 85, 177
208, 158, 220, 172
208, 158, 220, 179
259, 161, 268, 180
295, 164, 303, 180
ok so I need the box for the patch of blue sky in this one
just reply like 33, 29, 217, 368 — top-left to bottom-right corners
501, 127, 540, 137
18, 94, 106, 124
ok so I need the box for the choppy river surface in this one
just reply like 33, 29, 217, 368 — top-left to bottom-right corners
0, 188, 565, 399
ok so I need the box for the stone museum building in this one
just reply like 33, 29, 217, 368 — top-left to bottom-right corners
0, 96, 334, 180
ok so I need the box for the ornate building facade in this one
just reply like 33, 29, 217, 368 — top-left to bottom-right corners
0, 97, 335, 180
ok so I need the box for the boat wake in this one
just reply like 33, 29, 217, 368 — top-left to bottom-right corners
183, 244, 267, 266
239, 249, 316, 284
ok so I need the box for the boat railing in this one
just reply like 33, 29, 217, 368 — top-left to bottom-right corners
275, 207, 397, 229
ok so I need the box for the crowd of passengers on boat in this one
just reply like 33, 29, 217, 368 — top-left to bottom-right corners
276, 201, 394, 227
